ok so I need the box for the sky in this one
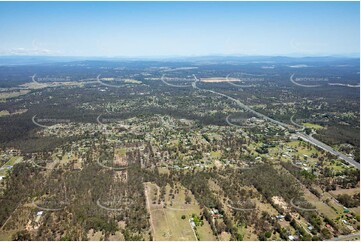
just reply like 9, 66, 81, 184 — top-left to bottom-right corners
0, 1, 359, 57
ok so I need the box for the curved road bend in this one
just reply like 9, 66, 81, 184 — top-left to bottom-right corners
192, 75, 360, 170
329, 232, 359, 241
290, 73, 321, 88
290, 114, 305, 130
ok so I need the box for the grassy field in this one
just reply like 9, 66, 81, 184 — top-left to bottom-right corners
123, 79, 142, 84
144, 182, 216, 241
302, 122, 324, 130
0, 110, 10, 117
0, 230, 15, 241
287, 140, 319, 156
210, 151, 222, 159
5, 156, 22, 167
157, 167, 170, 175
329, 188, 360, 197
349, 207, 360, 216
114, 147, 127, 157
0, 109, 27, 117
218, 231, 232, 240
0, 90, 31, 100
302, 186, 339, 220
239, 225, 258, 241
0, 156, 22, 176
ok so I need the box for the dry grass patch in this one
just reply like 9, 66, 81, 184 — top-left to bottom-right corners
200, 77, 240, 83
144, 182, 216, 241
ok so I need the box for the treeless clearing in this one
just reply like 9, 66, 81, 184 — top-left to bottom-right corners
302, 187, 339, 220
329, 187, 360, 197
200, 77, 240, 83
144, 182, 216, 241
0, 109, 27, 117
272, 196, 288, 210
113, 148, 127, 166
0, 230, 15, 241
0, 90, 30, 100
87, 230, 103, 241
349, 207, 360, 215
214, 159, 223, 169
240, 225, 259, 241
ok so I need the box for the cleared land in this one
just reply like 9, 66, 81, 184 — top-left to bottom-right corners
144, 182, 216, 241
0, 90, 30, 100
200, 77, 240, 83
303, 122, 324, 130
329, 188, 360, 196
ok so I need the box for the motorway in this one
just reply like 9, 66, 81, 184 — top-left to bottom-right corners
192, 75, 292, 129
191, 75, 360, 170
297, 132, 360, 169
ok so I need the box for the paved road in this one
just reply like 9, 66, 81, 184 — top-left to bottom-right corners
192, 75, 292, 129
290, 73, 321, 88
329, 232, 360, 241
297, 132, 360, 169
290, 114, 304, 130
192, 75, 360, 170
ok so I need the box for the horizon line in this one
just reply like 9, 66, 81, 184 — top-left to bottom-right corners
0, 53, 360, 59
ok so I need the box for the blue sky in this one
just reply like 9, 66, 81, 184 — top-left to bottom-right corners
0, 1, 359, 57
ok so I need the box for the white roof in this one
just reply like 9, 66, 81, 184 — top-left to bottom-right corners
37, 211, 44, 216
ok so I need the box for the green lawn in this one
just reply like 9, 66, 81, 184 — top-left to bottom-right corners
210, 151, 221, 159
302, 122, 324, 130
4, 156, 21, 166
0, 156, 22, 177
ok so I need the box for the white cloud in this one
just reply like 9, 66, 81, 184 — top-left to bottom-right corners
0, 46, 60, 56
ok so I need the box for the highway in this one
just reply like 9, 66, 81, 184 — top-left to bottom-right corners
191, 75, 360, 170
297, 132, 360, 169
192, 75, 292, 129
